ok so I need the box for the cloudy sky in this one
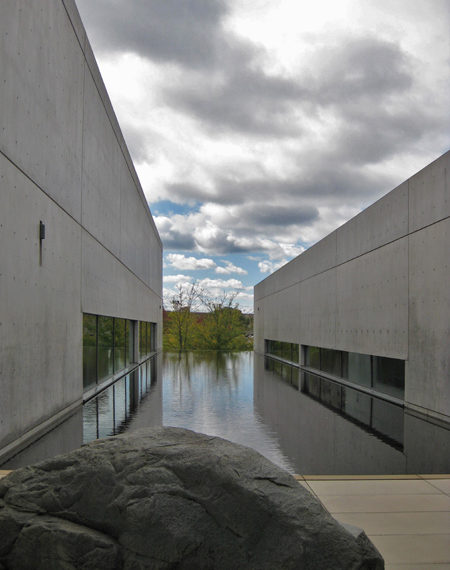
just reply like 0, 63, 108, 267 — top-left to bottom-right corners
76, 0, 449, 312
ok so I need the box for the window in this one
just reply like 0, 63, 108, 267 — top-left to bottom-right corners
372, 356, 405, 399
321, 348, 341, 376
114, 318, 126, 372
343, 352, 371, 388
126, 319, 134, 364
83, 314, 97, 390
82, 314, 155, 391
98, 316, 114, 382
265, 339, 299, 364
305, 346, 320, 369
138, 320, 156, 359
302, 345, 405, 400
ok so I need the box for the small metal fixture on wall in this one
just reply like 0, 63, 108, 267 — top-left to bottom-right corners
39, 221, 45, 265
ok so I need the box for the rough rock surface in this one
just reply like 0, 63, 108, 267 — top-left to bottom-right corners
0, 427, 384, 569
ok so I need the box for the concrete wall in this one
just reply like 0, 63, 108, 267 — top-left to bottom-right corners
0, 0, 162, 457
254, 152, 449, 421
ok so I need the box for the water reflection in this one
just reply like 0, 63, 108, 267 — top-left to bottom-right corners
257, 354, 450, 474
162, 351, 294, 472
83, 356, 158, 444
3, 351, 449, 475
302, 371, 403, 449
263, 357, 404, 449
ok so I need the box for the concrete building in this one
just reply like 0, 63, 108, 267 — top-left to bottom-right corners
0, 0, 162, 464
254, 152, 449, 423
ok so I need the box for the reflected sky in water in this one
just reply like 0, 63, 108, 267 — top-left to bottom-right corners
162, 351, 450, 475
162, 351, 295, 472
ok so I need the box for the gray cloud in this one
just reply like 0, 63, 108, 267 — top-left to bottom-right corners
237, 204, 319, 228
164, 164, 394, 228
159, 229, 196, 250
77, 0, 228, 69
166, 183, 217, 204
314, 37, 412, 105
78, 1, 442, 169
167, 64, 305, 136
165, 36, 415, 139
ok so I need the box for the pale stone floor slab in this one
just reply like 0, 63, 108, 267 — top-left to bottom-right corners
300, 474, 450, 569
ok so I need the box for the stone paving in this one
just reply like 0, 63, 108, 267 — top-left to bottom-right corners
295, 474, 450, 569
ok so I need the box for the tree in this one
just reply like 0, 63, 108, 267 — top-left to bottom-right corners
194, 292, 252, 350
163, 283, 201, 350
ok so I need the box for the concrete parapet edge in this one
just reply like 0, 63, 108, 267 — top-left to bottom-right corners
0, 400, 81, 467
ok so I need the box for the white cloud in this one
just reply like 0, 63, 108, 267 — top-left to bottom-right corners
163, 274, 193, 284
198, 278, 244, 290
166, 253, 216, 271
215, 261, 247, 275
258, 259, 289, 274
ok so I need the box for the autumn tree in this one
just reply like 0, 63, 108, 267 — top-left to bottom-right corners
163, 283, 201, 351
194, 292, 252, 350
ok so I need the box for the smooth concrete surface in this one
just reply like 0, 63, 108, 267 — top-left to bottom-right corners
335, 237, 408, 358
297, 475, 450, 569
336, 181, 409, 266
0, 0, 85, 220
0, 0, 162, 458
255, 151, 450, 420
0, 154, 83, 449
407, 216, 450, 420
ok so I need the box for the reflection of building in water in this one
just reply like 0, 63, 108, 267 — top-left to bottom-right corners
264, 357, 403, 450
254, 152, 449, 423
255, 354, 450, 475
0, 0, 162, 466
2, 357, 162, 470
83, 356, 161, 443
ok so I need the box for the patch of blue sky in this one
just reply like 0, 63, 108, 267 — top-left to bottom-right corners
151, 200, 201, 217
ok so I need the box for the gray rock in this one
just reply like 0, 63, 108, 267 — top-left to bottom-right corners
0, 427, 384, 569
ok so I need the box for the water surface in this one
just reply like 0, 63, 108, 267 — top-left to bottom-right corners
4, 351, 449, 474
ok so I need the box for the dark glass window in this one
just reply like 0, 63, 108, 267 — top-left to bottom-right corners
114, 318, 126, 373
343, 352, 372, 388
127, 320, 134, 364
281, 343, 291, 361
139, 321, 146, 359
98, 316, 114, 382
305, 346, 320, 369
320, 348, 341, 376
303, 346, 404, 401
372, 356, 405, 399
265, 339, 299, 364
83, 314, 97, 390
82, 314, 149, 393
147, 322, 152, 353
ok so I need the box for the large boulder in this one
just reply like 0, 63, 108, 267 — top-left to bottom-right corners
0, 427, 383, 569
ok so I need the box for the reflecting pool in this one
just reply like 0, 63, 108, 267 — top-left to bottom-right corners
3, 351, 449, 474
82, 350, 449, 475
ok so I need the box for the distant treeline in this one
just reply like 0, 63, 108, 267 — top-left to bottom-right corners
163, 285, 253, 351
